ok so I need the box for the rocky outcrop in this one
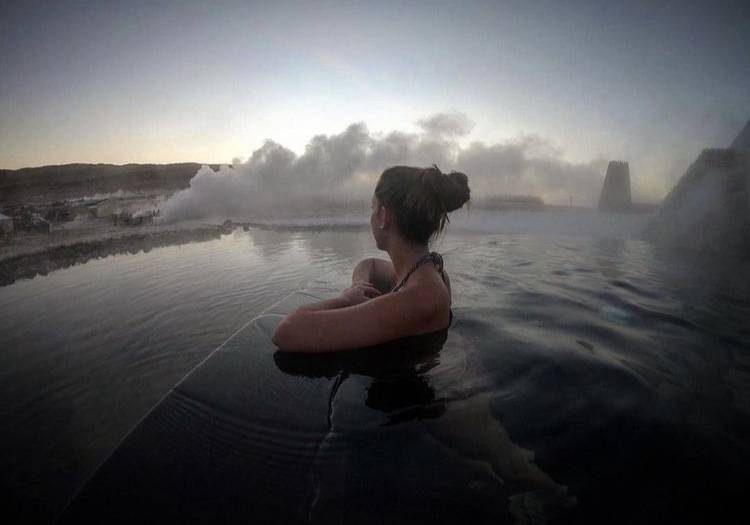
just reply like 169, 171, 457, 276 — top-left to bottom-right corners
598, 161, 631, 211
731, 118, 750, 152
643, 148, 750, 258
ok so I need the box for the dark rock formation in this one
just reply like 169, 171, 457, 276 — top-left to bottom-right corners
643, 148, 750, 258
598, 161, 632, 211
731, 118, 750, 152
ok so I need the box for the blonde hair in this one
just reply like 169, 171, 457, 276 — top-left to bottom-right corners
374, 165, 470, 244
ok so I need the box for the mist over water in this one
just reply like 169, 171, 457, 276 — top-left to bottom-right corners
451, 209, 651, 240
160, 113, 608, 222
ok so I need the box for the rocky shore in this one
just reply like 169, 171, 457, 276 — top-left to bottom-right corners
0, 162, 237, 285
0, 224, 228, 286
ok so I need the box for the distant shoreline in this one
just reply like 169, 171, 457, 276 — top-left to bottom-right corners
0, 161, 659, 287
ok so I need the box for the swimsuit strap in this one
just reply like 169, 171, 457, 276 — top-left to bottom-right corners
392, 252, 445, 293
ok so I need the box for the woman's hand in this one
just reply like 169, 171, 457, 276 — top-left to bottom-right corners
340, 280, 381, 306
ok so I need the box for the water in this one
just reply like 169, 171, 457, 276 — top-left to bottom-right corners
1, 211, 749, 524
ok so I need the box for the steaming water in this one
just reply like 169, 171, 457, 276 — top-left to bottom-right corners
1, 211, 749, 524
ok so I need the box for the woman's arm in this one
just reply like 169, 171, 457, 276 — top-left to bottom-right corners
271, 282, 449, 353
294, 281, 380, 313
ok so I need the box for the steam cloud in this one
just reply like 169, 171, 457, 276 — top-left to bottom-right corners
161, 112, 606, 221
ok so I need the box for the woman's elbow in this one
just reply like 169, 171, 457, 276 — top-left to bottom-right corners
272, 314, 310, 352
271, 318, 294, 350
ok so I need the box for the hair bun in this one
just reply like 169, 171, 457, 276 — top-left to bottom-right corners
441, 170, 471, 212
376, 164, 471, 244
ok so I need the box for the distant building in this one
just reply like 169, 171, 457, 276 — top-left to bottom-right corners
475, 195, 545, 210
598, 161, 632, 212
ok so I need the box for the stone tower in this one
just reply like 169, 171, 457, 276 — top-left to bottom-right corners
598, 161, 632, 211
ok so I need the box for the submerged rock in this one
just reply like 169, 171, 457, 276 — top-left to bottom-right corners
643, 148, 750, 258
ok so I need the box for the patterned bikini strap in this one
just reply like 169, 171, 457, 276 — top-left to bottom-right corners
392, 252, 444, 293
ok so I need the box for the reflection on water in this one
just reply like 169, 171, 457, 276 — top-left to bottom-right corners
1, 220, 749, 524
275, 328, 575, 523
448, 237, 750, 524
275, 331, 449, 426
0, 229, 379, 525
0, 227, 226, 286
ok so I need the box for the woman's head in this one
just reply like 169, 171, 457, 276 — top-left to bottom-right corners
373, 165, 470, 245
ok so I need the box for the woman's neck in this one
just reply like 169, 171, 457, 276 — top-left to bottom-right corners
387, 239, 429, 284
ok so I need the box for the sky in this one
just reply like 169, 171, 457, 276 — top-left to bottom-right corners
1, 0, 748, 205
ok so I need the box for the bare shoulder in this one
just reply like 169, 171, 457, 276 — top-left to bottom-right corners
397, 267, 451, 326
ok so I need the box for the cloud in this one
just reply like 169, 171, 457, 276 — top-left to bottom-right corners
160, 112, 610, 221
416, 112, 475, 137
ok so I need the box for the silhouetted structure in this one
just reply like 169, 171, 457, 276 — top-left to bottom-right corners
644, 124, 750, 258
731, 117, 750, 152
598, 161, 631, 212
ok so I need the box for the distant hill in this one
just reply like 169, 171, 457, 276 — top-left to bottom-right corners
0, 163, 218, 205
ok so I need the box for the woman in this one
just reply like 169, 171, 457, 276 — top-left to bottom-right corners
272, 165, 471, 352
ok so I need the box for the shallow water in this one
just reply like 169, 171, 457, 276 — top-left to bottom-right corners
1, 212, 749, 523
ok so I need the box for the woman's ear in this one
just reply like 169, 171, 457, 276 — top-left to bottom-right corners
380, 206, 393, 230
